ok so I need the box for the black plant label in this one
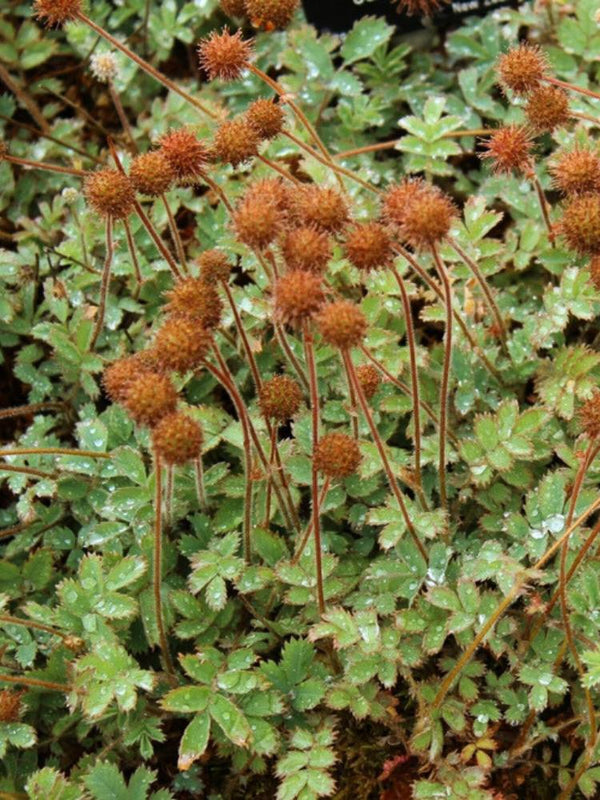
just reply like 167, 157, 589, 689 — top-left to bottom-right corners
302, 0, 519, 32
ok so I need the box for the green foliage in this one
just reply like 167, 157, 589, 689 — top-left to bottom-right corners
1, 0, 600, 797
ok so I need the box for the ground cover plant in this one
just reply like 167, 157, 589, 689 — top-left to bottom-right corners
2, 0, 600, 796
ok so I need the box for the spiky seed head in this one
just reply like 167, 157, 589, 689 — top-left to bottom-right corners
233, 190, 286, 250
344, 221, 394, 272
198, 28, 253, 82
280, 226, 332, 273
90, 52, 119, 82
197, 249, 232, 282
129, 151, 174, 196
355, 364, 381, 400
496, 43, 548, 95
33, 0, 82, 26
274, 270, 326, 328
549, 148, 600, 196
164, 278, 222, 329
382, 178, 424, 228
83, 168, 135, 219
122, 372, 178, 427
259, 375, 303, 421
316, 300, 367, 350
249, 177, 292, 210
580, 391, 600, 439
244, 0, 299, 29
560, 194, 600, 255
314, 432, 361, 479
153, 412, 203, 465
292, 185, 349, 234
102, 352, 158, 402
159, 128, 209, 183
212, 117, 260, 167
0, 690, 24, 723
589, 255, 600, 290
479, 125, 535, 175
524, 85, 570, 133
245, 98, 285, 141
398, 182, 457, 250
153, 317, 212, 373
220, 0, 247, 16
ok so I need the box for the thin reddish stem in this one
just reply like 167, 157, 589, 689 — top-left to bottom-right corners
76, 12, 217, 119
248, 64, 345, 194
153, 453, 176, 683
343, 350, 427, 562
161, 193, 188, 273
0, 463, 57, 480
333, 129, 491, 159
264, 426, 277, 526
0, 402, 65, 420
209, 346, 254, 563
448, 239, 508, 350
0, 614, 70, 640
292, 478, 330, 564
430, 494, 600, 712
392, 243, 503, 383
432, 244, 453, 520
194, 457, 207, 510
303, 323, 326, 615
0, 673, 70, 692
391, 265, 424, 500
0, 447, 109, 459
90, 216, 114, 350
133, 199, 183, 280
123, 217, 143, 288
546, 75, 600, 103
5, 154, 87, 177
283, 130, 380, 195
358, 344, 459, 447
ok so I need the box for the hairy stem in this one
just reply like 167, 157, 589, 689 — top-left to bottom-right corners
546, 75, 600, 103
161, 193, 188, 273
274, 323, 310, 394
205, 353, 299, 535
283, 130, 380, 195
391, 265, 425, 500
432, 244, 453, 520
292, 478, 330, 564
90, 216, 114, 350
343, 350, 427, 562
133, 199, 183, 280
194, 457, 207, 511
248, 65, 345, 193
0, 402, 65, 421
123, 217, 143, 288
303, 323, 326, 615
393, 243, 503, 384
449, 239, 508, 350
333, 129, 491, 159
430, 494, 600, 712
0, 614, 70, 641
4, 154, 87, 177
358, 344, 459, 448
153, 453, 176, 682
108, 79, 137, 152
0, 463, 57, 480
0, 673, 70, 692
0, 447, 108, 459
76, 12, 217, 119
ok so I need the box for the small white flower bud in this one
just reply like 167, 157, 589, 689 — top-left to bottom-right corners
90, 52, 119, 83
